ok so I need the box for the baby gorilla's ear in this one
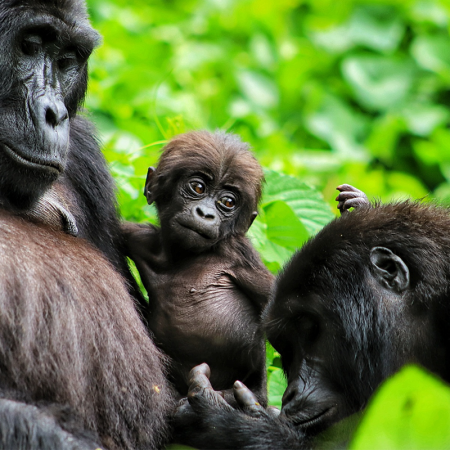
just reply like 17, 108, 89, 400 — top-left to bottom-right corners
144, 167, 156, 205
248, 211, 258, 230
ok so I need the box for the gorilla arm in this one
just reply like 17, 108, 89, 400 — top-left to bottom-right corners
0, 397, 102, 450
228, 242, 275, 311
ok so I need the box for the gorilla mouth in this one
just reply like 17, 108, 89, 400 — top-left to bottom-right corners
178, 221, 216, 241
2, 143, 62, 173
291, 406, 335, 429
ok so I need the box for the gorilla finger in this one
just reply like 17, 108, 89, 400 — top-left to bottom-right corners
189, 363, 211, 383
188, 385, 234, 413
336, 191, 364, 201
174, 398, 191, 417
267, 406, 281, 417
337, 201, 347, 212
233, 380, 265, 414
344, 198, 369, 209
177, 397, 189, 409
336, 184, 360, 193
188, 364, 213, 393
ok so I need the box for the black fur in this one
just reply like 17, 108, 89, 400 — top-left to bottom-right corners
174, 201, 450, 449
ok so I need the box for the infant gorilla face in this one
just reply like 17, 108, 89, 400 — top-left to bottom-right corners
161, 174, 241, 251
144, 131, 263, 253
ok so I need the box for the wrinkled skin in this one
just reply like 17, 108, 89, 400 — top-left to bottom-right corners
0, 0, 98, 210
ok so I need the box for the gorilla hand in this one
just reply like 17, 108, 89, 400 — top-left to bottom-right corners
173, 364, 305, 450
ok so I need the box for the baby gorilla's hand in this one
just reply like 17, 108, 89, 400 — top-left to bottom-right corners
336, 184, 369, 214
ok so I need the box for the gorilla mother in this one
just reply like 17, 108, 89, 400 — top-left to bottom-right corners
0, 1, 174, 449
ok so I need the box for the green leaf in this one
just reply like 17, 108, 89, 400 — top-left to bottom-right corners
262, 170, 334, 235
237, 70, 279, 109
411, 35, 450, 76
305, 94, 369, 159
264, 201, 309, 251
341, 54, 416, 111
351, 366, 450, 450
411, 1, 449, 27
266, 341, 275, 367
268, 368, 287, 409
247, 215, 267, 249
256, 239, 293, 273
365, 113, 405, 164
401, 103, 449, 137
347, 5, 404, 53
311, 5, 404, 54
315, 413, 363, 450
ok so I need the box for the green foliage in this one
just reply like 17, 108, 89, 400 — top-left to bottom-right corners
267, 342, 287, 409
249, 170, 334, 272
85, 0, 450, 213
351, 366, 450, 450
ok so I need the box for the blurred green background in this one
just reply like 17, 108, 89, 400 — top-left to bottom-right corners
83, 1, 450, 447
85, 0, 450, 220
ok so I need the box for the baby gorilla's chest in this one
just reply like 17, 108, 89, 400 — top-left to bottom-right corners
149, 263, 260, 354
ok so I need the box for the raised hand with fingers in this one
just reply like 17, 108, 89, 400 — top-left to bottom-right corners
336, 184, 370, 214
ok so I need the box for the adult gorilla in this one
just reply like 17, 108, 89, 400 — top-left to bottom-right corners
0, 1, 174, 449
175, 201, 450, 449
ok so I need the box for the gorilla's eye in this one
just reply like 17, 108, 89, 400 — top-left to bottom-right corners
58, 53, 78, 71
218, 196, 236, 210
189, 181, 205, 195
21, 36, 42, 56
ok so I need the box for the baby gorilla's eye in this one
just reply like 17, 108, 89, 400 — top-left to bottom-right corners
219, 196, 235, 209
189, 181, 205, 195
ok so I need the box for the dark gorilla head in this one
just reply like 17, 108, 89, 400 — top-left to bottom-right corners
265, 202, 450, 435
0, 0, 100, 209
145, 130, 264, 252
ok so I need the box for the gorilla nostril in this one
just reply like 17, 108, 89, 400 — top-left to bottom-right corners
196, 206, 215, 221
45, 107, 57, 127
45, 106, 68, 128
196, 206, 205, 218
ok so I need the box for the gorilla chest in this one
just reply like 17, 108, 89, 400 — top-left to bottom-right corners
148, 261, 260, 351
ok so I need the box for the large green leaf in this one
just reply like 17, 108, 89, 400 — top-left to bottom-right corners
262, 170, 334, 235
311, 5, 404, 54
305, 94, 369, 160
411, 35, 450, 76
351, 366, 450, 450
264, 201, 309, 251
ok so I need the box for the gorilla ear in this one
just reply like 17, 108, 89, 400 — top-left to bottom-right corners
144, 167, 156, 205
370, 247, 410, 293
248, 211, 258, 230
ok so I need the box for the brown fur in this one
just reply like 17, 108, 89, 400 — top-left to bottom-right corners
0, 211, 175, 449
124, 131, 273, 407
152, 131, 264, 234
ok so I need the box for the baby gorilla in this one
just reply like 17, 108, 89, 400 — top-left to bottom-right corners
122, 131, 274, 405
